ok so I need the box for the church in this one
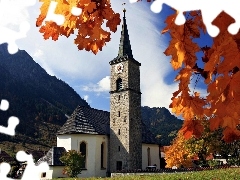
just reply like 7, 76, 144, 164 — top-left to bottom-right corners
37, 9, 161, 179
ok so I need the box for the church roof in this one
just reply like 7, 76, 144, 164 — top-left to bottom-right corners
57, 106, 110, 135
36, 147, 66, 166
26, 150, 46, 162
117, 9, 133, 59
57, 106, 158, 144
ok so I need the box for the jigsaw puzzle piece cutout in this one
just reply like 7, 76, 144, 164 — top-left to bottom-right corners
71, 6, 82, 16
144, 0, 240, 37
45, 1, 65, 25
0, 99, 19, 136
0, 162, 14, 180
45, 0, 82, 26
224, 1, 240, 35
0, 99, 9, 111
16, 151, 49, 180
0, 0, 36, 54
0, 116, 19, 136
0, 21, 30, 54
149, 0, 223, 37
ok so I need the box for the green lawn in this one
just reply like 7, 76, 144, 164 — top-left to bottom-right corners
53, 167, 240, 180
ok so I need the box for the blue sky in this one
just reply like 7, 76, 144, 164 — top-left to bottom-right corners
8, 1, 207, 112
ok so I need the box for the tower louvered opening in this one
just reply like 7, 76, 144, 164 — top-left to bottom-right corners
116, 78, 123, 91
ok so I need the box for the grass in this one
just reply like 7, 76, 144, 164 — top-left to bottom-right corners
53, 167, 240, 180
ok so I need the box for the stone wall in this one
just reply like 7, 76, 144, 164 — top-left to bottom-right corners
109, 58, 142, 172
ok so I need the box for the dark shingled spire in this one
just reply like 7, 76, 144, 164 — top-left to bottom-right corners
109, 7, 140, 66
117, 8, 133, 59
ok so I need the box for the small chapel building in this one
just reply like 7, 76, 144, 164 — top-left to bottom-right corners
37, 9, 160, 179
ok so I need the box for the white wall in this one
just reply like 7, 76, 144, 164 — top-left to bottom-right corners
51, 166, 68, 178
39, 166, 67, 179
56, 134, 160, 178
57, 135, 72, 151
142, 144, 160, 170
94, 136, 108, 177
57, 134, 108, 178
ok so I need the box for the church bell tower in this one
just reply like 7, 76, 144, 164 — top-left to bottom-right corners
109, 8, 142, 172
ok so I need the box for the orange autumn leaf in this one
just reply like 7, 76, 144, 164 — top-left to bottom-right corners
180, 119, 204, 139
222, 127, 240, 143
171, 91, 205, 121
209, 117, 223, 131
222, 116, 239, 130
39, 22, 61, 41
106, 13, 121, 32
164, 11, 240, 142
161, 11, 177, 34
36, 0, 51, 27
212, 11, 235, 34
36, 0, 120, 54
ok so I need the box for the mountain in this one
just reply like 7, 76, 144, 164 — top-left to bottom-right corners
141, 106, 183, 146
0, 44, 89, 154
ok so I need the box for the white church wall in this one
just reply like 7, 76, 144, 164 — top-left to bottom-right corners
51, 166, 67, 178
94, 135, 108, 177
39, 166, 67, 179
69, 134, 108, 178
57, 135, 72, 151
142, 144, 160, 170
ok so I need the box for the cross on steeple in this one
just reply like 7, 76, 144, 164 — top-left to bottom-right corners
117, 4, 134, 59
123, 3, 126, 18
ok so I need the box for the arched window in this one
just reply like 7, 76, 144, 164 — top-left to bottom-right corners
80, 142, 87, 168
101, 142, 106, 169
116, 78, 123, 91
147, 147, 151, 166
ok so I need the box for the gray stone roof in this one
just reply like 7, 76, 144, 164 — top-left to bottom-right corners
57, 106, 158, 144
26, 150, 46, 162
117, 10, 133, 60
36, 147, 66, 166
57, 106, 110, 135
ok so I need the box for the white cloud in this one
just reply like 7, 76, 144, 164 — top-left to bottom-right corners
0, 0, 34, 27
32, 48, 55, 76
82, 76, 110, 93
0, 0, 35, 54
33, 49, 43, 59
83, 95, 88, 101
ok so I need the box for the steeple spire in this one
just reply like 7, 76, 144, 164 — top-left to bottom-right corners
117, 6, 134, 59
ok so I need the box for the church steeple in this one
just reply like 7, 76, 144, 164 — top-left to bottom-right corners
117, 8, 134, 59
109, 6, 142, 173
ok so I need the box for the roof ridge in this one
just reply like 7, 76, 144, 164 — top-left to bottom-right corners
77, 105, 110, 113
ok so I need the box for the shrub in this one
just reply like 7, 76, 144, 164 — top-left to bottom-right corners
60, 150, 85, 177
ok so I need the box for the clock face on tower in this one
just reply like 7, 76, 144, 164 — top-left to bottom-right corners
115, 63, 124, 73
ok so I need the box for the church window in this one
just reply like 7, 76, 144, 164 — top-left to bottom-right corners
41, 172, 46, 178
116, 161, 122, 171
118, 95, 121, 100
124, 116, 127, 122
118, 129, 120, 135
147, 147, 151, 166
118, 111, 120, 117
80, 142, 87, 168
101, 142, 105, 169
116, 78, 123, 91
